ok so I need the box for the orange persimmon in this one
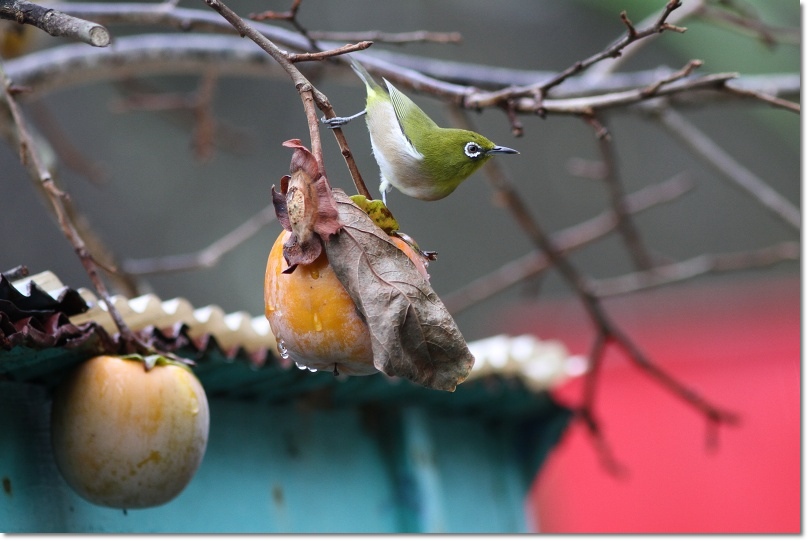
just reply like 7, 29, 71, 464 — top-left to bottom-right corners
264, 229, 427, 376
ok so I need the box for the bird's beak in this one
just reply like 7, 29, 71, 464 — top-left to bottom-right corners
487, 145, 519, 155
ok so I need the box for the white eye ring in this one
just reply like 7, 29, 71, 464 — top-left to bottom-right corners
464, 142, 483, 158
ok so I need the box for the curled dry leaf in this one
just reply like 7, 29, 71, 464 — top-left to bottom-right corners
324, 190, 475, 391
271, 139, 341, 273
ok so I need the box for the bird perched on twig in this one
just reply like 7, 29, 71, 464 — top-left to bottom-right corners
323, 57, 518, 204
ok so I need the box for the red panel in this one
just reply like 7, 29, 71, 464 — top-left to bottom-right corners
505, 276, 800, 533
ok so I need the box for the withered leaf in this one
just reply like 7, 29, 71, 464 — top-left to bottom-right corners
324, 190, 475, 392
272, 139, 342, 272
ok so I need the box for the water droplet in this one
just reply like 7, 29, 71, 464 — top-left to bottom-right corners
309, 269, 320, 280
278, 339, 290, 360
312, 313, 323, 332
294, 361, 317, 373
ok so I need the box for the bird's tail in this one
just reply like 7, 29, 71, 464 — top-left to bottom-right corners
348, 56, 384, 93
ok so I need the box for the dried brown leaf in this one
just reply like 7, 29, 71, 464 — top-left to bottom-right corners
324, 190, 474, 391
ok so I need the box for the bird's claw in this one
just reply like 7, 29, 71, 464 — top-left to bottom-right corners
321, 115, 353, 129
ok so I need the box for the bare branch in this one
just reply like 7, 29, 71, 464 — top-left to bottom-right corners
535, 0, 687, 97
200, 0, 373, 198
639, 58, 703, 97
586, 0, 705, 80
249, 0, 302, 22
443, 173, 695, 315
466, 71, 739, 115
251, 3, 463, 48
28, 101, 108, 184
445, 108, 738, 449
0, 61, 143, 352
249, 0, 317, 51
578, 333, 629, 477
722, 81, 800, 114
122, 205, 277, 275
649, 106, 800, 230
1, 26, 796, 114
307, 29, 462, 45
200, 0, 326, 170
287, 40, 372, 63
0, 0, 110, 47
587, 115, 654, 270
475, 151, 738, 438
699, 3, 800, 47
355, 49, 799, 99
591, 242, 800, 297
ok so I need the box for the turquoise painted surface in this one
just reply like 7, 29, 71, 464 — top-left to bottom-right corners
1, 380, 568, 533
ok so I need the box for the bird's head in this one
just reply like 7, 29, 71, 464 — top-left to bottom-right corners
420, 128, 518, 191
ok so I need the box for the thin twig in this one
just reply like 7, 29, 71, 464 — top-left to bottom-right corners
249, 0, 317, 51
650, 105, 800, 230
0, 60, 143, 352
191, 70, 218, 161
307, 29, 462, 45
640, 59, 704, 97
122, 205, 277, 275
287, 40, 372, 63
586, 0, 705, 80
578, 333, 629, 477
699, 3, 800, 47
200, 0, 371, 197
443, 173, 695, 315
449, 107, 738, 449
722, 82, 800, 114
540, 0, 686, 96
467, 0, 687, 116
590, 241, 799, 297
588, 115, 654, 271
110, 76, 256, 159
466, 71, 740, 114
201, 0, 326, 171
28, 101, 108, 184
0, 0, 110, 46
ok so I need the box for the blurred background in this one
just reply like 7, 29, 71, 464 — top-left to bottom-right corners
0, 0, 799, 533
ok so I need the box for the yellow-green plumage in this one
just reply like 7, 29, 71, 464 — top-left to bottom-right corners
346, 58, 518, 202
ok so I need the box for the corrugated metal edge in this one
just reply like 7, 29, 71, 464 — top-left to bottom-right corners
6, 270, 584, 393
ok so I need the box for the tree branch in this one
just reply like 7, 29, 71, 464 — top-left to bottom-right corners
307, 29, 462, 45
0, 60, 144, 353
587, 115, 654, 270
537, 0, 687, 97
200, 0, 373, 198
586, 0, 705, 80
287, 40, 372, 63
443, 173, 695, 315
0, 0, 110, 47
122, 205, 277, 275
649, 105, 800, 230
448, 108, 738, 445
590, 241, 799, 297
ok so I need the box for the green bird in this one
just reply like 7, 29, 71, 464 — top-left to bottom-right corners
324, 57, 518, 204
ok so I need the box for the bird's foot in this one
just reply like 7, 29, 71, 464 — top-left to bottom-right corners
321, 110, 366, 129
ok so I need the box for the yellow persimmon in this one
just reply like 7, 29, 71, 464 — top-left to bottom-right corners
50, 355, 209, 509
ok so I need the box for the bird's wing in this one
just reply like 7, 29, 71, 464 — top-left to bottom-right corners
384, 78, 439, 154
